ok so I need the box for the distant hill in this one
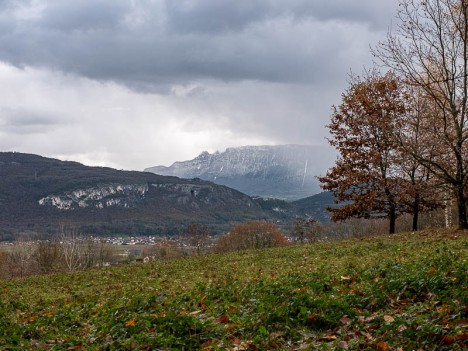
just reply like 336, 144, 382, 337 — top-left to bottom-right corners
145, 145, 336, 200
0, 152, 337, 240
291, 191, 336, 222
253, 192, 334, 223
0, 152, 272, 240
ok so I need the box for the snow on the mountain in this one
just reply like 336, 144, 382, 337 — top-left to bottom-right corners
145, 145, 335, 200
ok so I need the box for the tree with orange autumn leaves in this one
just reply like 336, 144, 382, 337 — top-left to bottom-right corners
215, 220, 287, 252
319, 72, 441, 233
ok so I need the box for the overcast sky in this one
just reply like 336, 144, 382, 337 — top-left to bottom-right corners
0, 0, 399, 170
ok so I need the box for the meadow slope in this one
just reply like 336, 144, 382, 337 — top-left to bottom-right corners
0, 230, 467, 350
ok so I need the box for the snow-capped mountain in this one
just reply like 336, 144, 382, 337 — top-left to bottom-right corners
145, 145, 336, 200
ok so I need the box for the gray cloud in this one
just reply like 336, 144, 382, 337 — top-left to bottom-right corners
0, 107, 58, 134
0, 0, 400, 171
40, 0, 128, 33
0, 0, 398, 89
165, 1, 269, 34
165, 0, 397, 34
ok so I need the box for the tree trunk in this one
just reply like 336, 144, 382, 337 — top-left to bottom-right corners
386, 187, 397, 234
389, 206, 396, 234
412, 191, 420, 232
455, 185, 468, 230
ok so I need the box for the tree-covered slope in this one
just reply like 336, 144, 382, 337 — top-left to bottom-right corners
0, 152, 268, 238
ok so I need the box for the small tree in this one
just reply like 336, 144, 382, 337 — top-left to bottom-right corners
292, 218, 307, 243
185, 223, 212, 255
7, 239, 37, 278
81, 236, 111, 269
0, 251, 9, 278
153, 239, 184, 260
59, 224, 83, 273
35, 240, 61, 274
291, 217, 321, 243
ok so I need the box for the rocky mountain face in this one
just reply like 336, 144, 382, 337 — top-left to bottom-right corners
145, 145, 335, 200
0, 152, 269, 240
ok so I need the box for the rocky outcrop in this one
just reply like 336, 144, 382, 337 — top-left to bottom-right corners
39, 184, 149, 210
145, 145, 335, 200
0, 152, 267, 237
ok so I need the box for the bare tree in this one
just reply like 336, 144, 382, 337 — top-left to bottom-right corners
292, 218, 307, 243
292, 217, 321, 243
94, 238, 112, 267
0, 251, 8, 278
59, 224, 83, 272
35, 240, 61, 274
7, 238, 37, 278
375, 0, 468, 229
394, 85, 446, 230
186, 223, 211, 255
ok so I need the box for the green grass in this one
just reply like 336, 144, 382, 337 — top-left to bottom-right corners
0, 229, 467, 350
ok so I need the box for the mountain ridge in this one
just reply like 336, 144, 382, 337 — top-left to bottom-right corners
0, 152, 268, 239
0, 152, 334, 241
145, 144, 335, 200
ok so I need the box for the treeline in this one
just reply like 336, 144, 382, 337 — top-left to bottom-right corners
0, 227, 112, 279
1, 210, 452, 279
0, 221, 290, 279
320, 0, 468, 232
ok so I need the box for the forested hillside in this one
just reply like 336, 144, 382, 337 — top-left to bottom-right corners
0, 152, 268, 239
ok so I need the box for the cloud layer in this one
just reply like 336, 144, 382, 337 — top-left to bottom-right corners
0, 0, 399, 170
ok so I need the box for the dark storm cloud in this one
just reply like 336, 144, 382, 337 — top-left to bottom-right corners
0, 0, 398, 90
39, 0, 128, 32
164, 1, 269, 34
165, 0, 396, 34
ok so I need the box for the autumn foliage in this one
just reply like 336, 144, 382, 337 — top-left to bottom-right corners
215, 220, 287, 252
374, 0, 468, 229
321, 0, 468, 231
319, 72, 435, 233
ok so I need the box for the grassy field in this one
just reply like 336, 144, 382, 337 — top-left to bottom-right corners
0, 229, 466, 350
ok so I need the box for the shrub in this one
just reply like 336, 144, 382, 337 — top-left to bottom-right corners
216, 220, 287, 252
